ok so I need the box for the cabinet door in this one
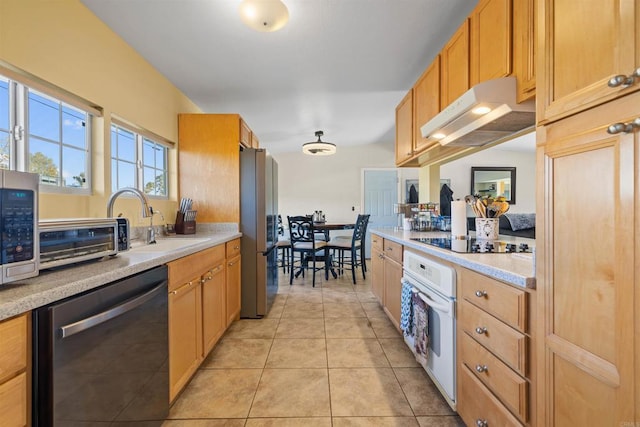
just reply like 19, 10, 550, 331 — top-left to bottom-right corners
0, 372, 27, 427
395, 90, 414, 165
538, 91, 638, 425
202, 263, 226, 356
240, 118, 251, 148
413, 56, 441, 154
383, 258, 403, 330
250, 132, 260, 148
169, 278, 202, 402
226, 255, 241, 326
537, 0, 639, 124
370, 248, 384, 304
441, 18, 470, 109
513, 0, 535, 102
470, 0, 512, 86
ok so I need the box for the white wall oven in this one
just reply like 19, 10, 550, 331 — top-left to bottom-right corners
401, 249, 456, 409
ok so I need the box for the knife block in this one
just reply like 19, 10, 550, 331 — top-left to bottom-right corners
175, 210, 196, 235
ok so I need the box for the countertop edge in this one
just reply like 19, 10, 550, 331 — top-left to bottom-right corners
0, 232, 242, 321
371, 228, 536, 290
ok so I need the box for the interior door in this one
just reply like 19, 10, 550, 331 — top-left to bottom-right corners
363, 169, 399, 258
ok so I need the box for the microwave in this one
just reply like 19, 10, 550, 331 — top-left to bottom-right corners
39, 217, 129, 270
0, 170, 39, 284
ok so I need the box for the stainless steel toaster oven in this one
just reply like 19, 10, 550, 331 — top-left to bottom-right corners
38, 218, 129, 270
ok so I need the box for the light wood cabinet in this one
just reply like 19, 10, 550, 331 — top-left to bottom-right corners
537, 0, 640, 124
536, 89, 639, 426
470, 0, 512, 86
441, 18, 470, 109
202, 251, 226, 356
0, 313, 29, 427
395, 90, 414, 164
250, 131, 260, 148
413, 56, 441, 154
457, 268, 535, 426
179, 114, 258, 223
225, 238, 241, 326
513, 0, 535, 102
370, 236, 403, 330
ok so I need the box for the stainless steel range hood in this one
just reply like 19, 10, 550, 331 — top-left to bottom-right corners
420, 77, 535, 147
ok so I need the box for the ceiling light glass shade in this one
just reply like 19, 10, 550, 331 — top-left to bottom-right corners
239, 0, 289, 32
302, 131, 337, 156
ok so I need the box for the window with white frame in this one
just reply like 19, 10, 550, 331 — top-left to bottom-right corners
111, 123, 169, 198
0, 73, 93, 191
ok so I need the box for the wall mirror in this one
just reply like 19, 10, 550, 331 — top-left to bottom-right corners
471, 167, 516, 204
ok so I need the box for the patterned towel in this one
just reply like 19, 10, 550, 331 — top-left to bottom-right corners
412, 291, 429, 367
400, 281, 414, 335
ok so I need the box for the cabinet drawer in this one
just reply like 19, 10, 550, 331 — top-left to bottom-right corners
461, 268, 528, 332
460, 332, 528, 422
0, 313, 27, 384
458, 364, 523, 427
226, 238, 241, 258
383, 239, 403, 264
0, 371, 27, 427
460, 300, 527, 376
371, 234, 383, 253
169, 244, 225, 290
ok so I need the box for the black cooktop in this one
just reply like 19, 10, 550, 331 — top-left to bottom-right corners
410, 237, 533, 254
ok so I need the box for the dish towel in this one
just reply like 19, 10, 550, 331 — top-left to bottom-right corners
400, 281, 414, 335
412, 291, 429, 367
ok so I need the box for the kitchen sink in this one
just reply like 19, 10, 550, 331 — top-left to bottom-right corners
129, 237, 211, 253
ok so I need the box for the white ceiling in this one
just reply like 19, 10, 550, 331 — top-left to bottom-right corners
81, 0, 478, 154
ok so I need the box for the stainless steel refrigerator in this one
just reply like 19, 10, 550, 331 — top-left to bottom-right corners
240, 147, 279, 318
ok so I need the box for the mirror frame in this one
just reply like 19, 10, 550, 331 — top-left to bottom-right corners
470, 166, 516, 205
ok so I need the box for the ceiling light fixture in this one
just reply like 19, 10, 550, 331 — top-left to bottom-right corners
302, 131, 336, 156
239, 0, 289, 32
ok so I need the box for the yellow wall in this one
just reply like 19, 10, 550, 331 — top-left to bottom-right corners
0, 0, 201, 224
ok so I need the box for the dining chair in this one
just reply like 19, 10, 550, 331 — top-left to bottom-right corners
327, 214, 370, 284
276, 214, 291, 273
287, 215, 330, 287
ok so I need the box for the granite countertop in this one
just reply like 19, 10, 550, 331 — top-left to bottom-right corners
0, 231, 242, 321
371, 227, 536, 290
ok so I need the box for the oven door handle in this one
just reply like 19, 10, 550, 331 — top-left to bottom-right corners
411, 289, 451, 314
59, 280, 167, 339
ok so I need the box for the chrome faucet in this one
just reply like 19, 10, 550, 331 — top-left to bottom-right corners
106, 187, 152, 219
146, 208, 164, 245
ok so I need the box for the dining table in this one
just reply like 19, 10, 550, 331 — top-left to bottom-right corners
313, 222, 355, 241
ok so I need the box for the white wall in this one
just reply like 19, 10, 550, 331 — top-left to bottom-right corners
439, 140, 536, 213
275, 142, 418, 223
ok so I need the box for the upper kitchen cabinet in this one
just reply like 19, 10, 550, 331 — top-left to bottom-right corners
470, 0, 512, 86
395, 90, 414, 165
239, 118, 251, 148
513, 0, 536, 102
537, 0, 640, 124
413, 56, 441, 154
250, 132, 260, 149
178, 114, 242, 223
441, 19, 470, 109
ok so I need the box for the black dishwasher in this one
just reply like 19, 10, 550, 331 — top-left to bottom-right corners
33, 265, 169, 426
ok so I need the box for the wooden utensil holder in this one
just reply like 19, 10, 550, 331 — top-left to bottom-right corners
175, 210, 196, 235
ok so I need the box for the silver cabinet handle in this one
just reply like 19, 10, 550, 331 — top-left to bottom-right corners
475, 364, 488, 373
475, 326, 487, 335
476, 420, 488, 427
607, 118, 640, 134
608, 68, 640, 88
475, 290, 487, 297
60, 280, 166, 339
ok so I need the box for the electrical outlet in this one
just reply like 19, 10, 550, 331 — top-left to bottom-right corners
352, 206, 355, 211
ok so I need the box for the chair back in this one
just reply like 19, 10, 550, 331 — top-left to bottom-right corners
287, 215, 316, 247
351, 214, 370, 247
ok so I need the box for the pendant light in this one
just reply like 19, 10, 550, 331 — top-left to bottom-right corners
239, 0, 289, 32
302, 131, 337, 156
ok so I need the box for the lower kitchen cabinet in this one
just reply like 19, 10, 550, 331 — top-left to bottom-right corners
370, 234, 403, 330
225, 238, 241, 327
202, 253, 226, 357
0, 313, 29, 427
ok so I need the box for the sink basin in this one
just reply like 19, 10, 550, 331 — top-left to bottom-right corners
129, 237, 211, 253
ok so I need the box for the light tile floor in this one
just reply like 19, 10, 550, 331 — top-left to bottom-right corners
164, 267, 464, 427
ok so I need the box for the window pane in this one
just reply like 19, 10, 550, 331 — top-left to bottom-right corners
29, 91, 60, 141
29, 137, 60, 185
143, 167, 156, 195
62, 146, 87, 188
116, 127, 135, 161
143, 139, 156, 167
0, 131, 9, 170
0, 78, 8, 131
155, 170, 167, 196
62, 106, 86, 148
111, 159, 118, 193
117, 160, 136, 189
